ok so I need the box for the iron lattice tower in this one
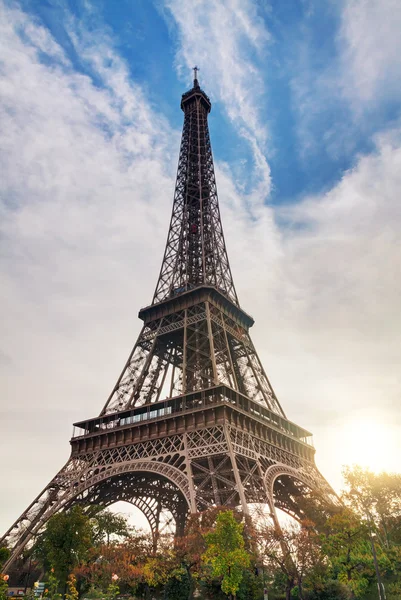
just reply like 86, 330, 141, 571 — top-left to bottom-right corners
1, 76, 337, 570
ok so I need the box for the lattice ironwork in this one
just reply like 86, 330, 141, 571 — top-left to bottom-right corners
1, 76, 338, 572
153, 80, 238, 307
101, 299, 285, 415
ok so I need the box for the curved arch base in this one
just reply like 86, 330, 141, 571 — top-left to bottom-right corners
1, 426, 338, 572
75, 472, 189, 542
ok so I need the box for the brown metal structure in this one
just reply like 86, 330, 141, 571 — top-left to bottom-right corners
1, 76, 337, 570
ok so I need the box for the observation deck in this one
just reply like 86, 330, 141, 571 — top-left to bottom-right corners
71, 384, 314, 462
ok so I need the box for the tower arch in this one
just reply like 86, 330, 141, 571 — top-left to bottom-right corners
265, 463, 339, 526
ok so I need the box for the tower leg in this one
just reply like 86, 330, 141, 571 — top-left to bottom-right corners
1, 453, 193, 571
224, 425, 250, 516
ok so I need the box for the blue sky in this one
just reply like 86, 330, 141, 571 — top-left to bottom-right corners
1, 0, 401, 533
11, 0, 388, 204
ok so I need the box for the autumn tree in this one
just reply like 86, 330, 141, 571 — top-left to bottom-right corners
203, 510, 251, 599
174, 508, 223, 581
259, 521, 326, 600
65, 574, 79, 600
74, 531, 152, 594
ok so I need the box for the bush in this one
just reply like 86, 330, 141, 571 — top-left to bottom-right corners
82, 586, 104, 600
163, 569, 191, 600
305, 580, 352, 600
236, 570, 264, 600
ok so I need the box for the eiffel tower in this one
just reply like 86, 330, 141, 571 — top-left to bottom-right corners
1, 73, 337, 570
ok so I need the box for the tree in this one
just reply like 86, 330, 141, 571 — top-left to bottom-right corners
91, 511, 130, 546
74, 530, 153, 595
35, 506, 94, 590
236, 569, 263, 600
174, 508, 223, 583
163, 567, 191, 600
342, 466, 401, 548
203, 510, 251, 599
0, 549, 9, 569
341, 466, 401, 598
305, 579, 351, 600
321, 509, 374, 598
259, 521, 326, 600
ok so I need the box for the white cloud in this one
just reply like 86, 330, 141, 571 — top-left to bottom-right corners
338, 0, 401, 108
164, 0, 272, 196
290, 0, 401, 157
205, 118, 401, 490
234, 126, 401, 488
0, 1, 178, 531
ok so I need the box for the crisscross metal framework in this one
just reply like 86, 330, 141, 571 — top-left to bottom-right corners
0, 79, 338, 572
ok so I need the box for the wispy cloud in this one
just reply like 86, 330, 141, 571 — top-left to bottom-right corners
338, 0, 401, 108
163, 0, 272, 197
289, 0, 401, 160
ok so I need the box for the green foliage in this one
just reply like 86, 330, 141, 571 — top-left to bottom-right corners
321, 509, 373, 597
0, 548, 10, 567
203, 510, 251, 597
35, 506, 94, 588
43, 569, 61, 600
91, 511, 130, 546
163, 567, 191, 600
81, 586, 104, 599
236, 569, 263, 600
342, 466, 401, 591
342, 466, 401, 535
0, 575, 9, 600
104, 580, 119, 600
143, 556, 171, 588
303, 580, 352, 600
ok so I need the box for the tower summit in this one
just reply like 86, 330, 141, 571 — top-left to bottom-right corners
153, 68, 236, 307
1, 76, 337, 571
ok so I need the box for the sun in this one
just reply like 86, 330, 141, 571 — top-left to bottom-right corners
339, 417, 399, 474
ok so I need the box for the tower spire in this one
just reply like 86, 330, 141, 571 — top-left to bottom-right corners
153, 75, 238, 306
193, 65, 200, 87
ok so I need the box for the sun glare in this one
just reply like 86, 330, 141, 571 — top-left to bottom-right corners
339, 417, 399, 473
